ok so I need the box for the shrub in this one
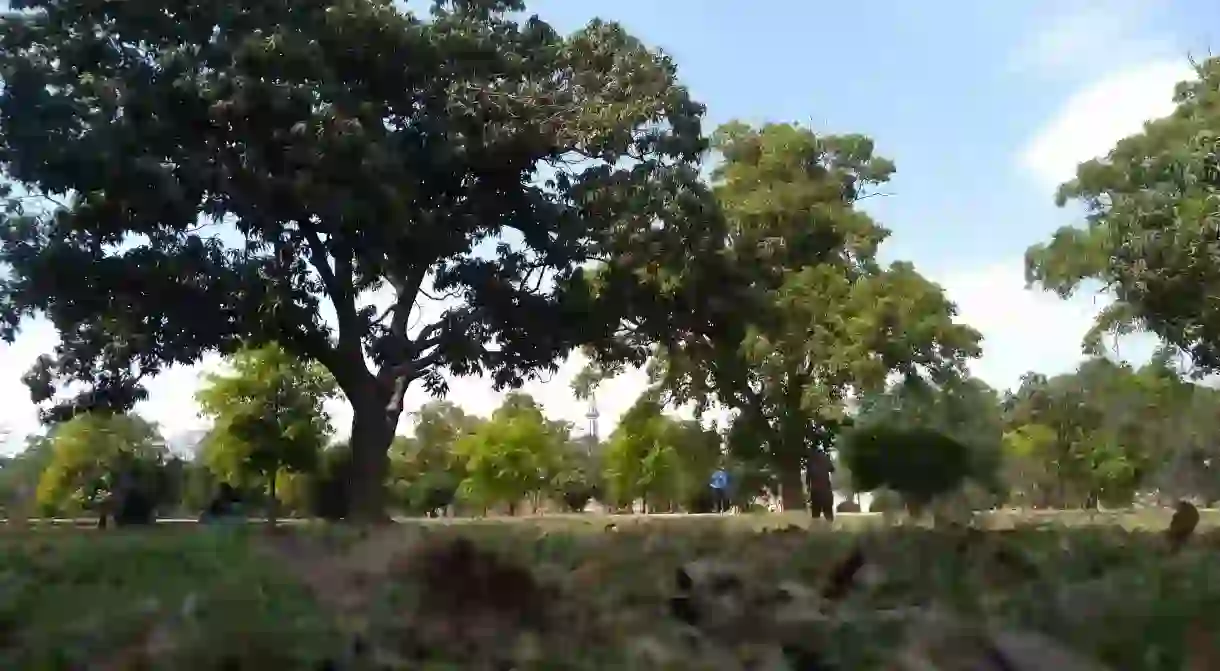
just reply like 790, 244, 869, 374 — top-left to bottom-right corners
841, 424, 975, 514
836, 500, 861, 514
868, 489, 904, 513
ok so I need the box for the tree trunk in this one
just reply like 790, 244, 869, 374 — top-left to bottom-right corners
267, 472, 279, 528
778, 455, 806, 511
346, 401, 399, 523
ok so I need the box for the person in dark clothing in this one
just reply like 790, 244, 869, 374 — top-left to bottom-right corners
807, 450, 835, 522
200, 483, 242, 524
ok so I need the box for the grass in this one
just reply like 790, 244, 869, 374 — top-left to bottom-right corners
1, 510, 1219, 669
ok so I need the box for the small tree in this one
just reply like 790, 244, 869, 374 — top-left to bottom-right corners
196, 344, 338, 524
36, 413, 168, 523
389, 401, 478, 516
839, 424, 977, 516
602, 393, 681, 512
552, 443, 601, 513
454, 393, 561, 515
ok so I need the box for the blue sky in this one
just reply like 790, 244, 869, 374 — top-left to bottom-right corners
522, 0, 1214, 268
1, 0, 1218, 448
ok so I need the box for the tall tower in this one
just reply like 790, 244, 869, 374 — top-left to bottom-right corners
585, 392, 600, 449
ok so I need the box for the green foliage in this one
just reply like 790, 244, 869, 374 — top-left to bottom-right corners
551, 441, 602, 512
1026, 58, 1220, 372
856, 376, 1005, 496
585, 121, 981, 509
868, 488, 904, 513
389, 401, 480, 515
840, 424, 975, 513
601, 392, 721, 512
11, 514, 1220, 668
196, 344, 338, 513
1001, 358, 1160, 508
309, 443, 355, 521
454, 393, 563, 513
35, 413, 168, 516
0, 435, 53, 515
0, 0, 711, 520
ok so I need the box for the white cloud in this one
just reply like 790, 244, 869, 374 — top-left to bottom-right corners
974, 55, 1204, 391
932, 261, 1155, 393
1018, 59, 1197, 192
1006, 2, 1178, 81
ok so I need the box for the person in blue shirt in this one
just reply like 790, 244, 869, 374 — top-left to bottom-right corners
709, 468, 730, 514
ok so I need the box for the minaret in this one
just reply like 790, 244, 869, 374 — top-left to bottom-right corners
585, 392, 600, 450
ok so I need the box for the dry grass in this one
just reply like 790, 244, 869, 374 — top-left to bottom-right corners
1, 508, 1217, 669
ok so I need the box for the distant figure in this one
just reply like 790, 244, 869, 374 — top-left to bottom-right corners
1168, 500, 1200, 554
807, 450, 835, 522
709, 469, 730, 514
200, 483, 243, 525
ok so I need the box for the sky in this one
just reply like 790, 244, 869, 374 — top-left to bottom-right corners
1, 0, 1219, 451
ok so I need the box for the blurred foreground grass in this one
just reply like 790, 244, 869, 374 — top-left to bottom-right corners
1, 510, 1218, 669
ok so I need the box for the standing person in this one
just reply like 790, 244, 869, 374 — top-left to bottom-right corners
709, 468, 730, 514
807, 450, 835, 522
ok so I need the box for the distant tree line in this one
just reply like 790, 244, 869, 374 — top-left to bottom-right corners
5, 343, 1220, 524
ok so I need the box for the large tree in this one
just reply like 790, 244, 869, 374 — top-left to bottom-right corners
1025, 59, 1220, 372
0, 0, 709, 519
587, 122, 982, 510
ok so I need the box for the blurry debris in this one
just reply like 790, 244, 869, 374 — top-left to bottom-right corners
400, 536, 549, 629
1168, 500, 1200, 554
669, 558, 837, 670
669, 559, 747, 631
783, 643, 837, 671
988, 629, 1112, 671
1184, 620, 1220, 671
893, 610, 1111, 671
822, 545, 866, 603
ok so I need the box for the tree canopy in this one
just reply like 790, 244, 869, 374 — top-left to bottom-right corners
453, 392, 563, 514
585, 121, 982, 510
0, 0, 712, 518
1026, 60, 1220, 373
195, 343, 338, 515
35, 412, 167, 515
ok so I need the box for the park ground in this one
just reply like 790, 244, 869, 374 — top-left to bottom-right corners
2, 510, 1219, 670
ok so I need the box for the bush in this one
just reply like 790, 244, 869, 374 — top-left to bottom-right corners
836, 500, 861, 514
560, 485, 596, 513
868, 489, 904, 513
841, 424, 975, 513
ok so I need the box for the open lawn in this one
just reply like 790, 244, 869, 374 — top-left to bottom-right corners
1, 510, 1218, 669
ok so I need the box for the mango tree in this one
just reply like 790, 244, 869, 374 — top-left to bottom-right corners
0, 0, 711, 520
